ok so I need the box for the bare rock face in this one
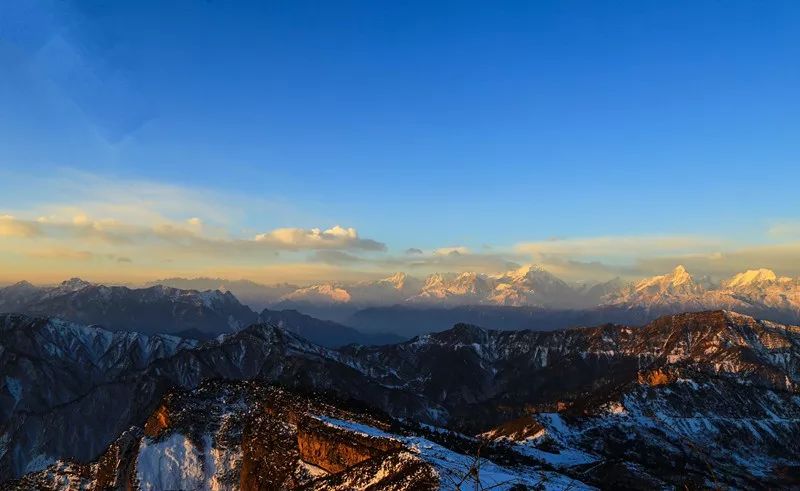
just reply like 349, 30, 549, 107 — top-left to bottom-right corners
636, 368, 674, 386
297, 419, 403, 473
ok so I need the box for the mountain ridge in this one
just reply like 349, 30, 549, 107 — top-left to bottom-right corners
2, 309, 798, 487
0, 279, 391, 347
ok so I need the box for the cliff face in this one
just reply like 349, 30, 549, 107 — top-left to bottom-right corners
296, 419, 403, 473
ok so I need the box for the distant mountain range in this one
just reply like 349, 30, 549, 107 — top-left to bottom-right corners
0, 278, 398, 347
5, 265, 800, 342
344, 266, 800, 337
273, 265, 605, 308
156, 265, 800, 320
224, 264, 800, 331
2, 310, 798, 488
145, 277, 299, 310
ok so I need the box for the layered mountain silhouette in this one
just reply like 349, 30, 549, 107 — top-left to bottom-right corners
0, 279, 396, 347
1, 310, 798, 488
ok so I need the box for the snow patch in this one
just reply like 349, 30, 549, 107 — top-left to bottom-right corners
136, 434, 206, 491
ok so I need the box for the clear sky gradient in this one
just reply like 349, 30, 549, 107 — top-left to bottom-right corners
1, 1, 799, 284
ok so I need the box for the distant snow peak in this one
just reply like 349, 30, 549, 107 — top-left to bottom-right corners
280, 283, 352, 304
634, 264, 700, 294
724, 268, 778, 288
505, 263, 544, 282
669, 264, 691, 286
380, 272, 408, 289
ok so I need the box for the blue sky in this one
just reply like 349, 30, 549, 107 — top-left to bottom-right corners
1, 1, 799, 284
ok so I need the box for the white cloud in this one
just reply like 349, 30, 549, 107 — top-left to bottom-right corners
254, 225, 385, 251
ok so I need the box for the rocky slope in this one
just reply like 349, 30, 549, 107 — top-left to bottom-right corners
7, 380, 585, 490
2, 310, 799, 487
0, 313, 437, 480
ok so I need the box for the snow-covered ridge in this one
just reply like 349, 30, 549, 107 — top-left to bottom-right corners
14, 380, 592, 490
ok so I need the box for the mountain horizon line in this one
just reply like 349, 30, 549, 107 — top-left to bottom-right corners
4, 264, 800, 322
5, 263, 798, 291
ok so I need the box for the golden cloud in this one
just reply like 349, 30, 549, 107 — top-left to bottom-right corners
0, 215, 41, 238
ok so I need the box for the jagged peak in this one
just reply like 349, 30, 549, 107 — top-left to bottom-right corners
385, 272, 407, 280
421, 273, 448, 287
451, 272, 490, 288
505, 264, 546, 281
379, 272, 409, 289
58, 277, 93, 291
669, 265, 692, 285
634, 265, 697, 291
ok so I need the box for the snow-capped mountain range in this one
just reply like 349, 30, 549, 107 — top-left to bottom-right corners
273, 264, 800, 318
277, 266, 589, 308
604, 265, 800, 317
6, 265, 800, 340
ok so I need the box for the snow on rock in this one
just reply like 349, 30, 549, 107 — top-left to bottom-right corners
316, 415, 593, 490
724, 268, 779, 288
136, 434, 207, 491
